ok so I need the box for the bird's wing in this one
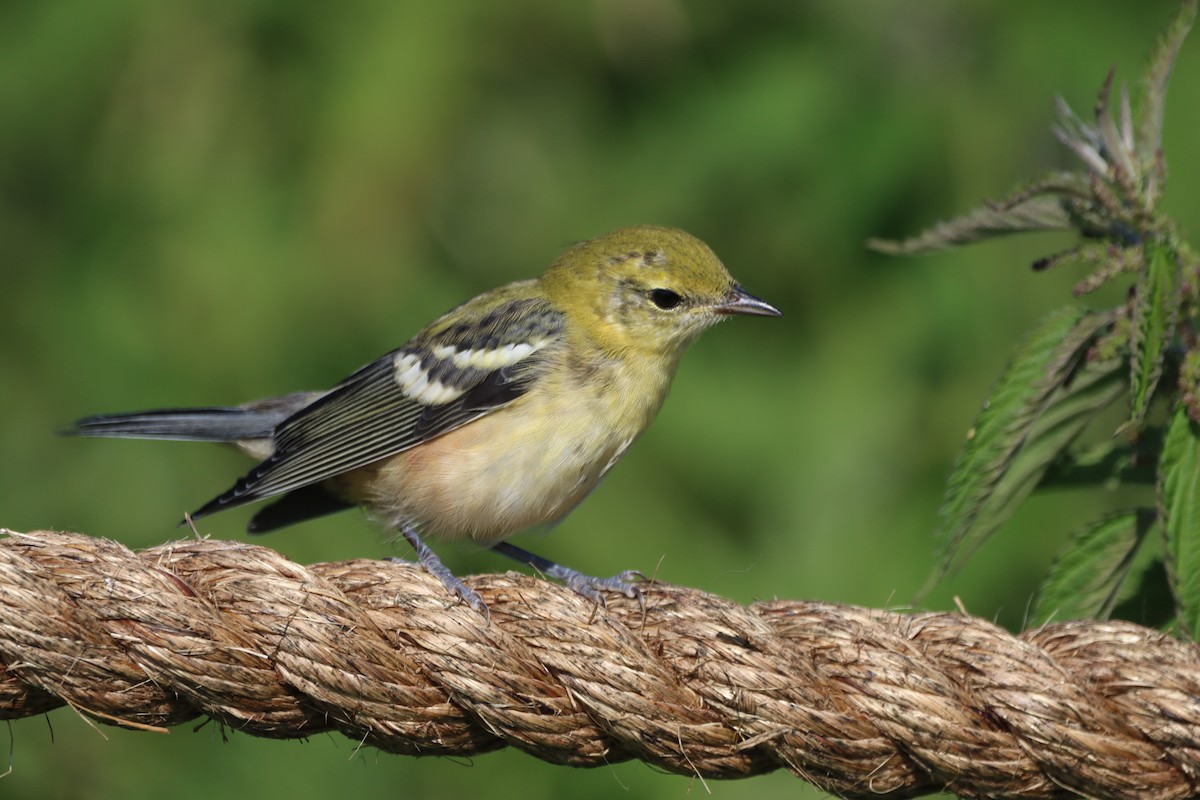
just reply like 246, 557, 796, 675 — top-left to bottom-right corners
189, 292, 564, 520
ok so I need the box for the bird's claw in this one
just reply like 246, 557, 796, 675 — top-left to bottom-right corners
391, 534, 490, 618
562, 569, 644, 606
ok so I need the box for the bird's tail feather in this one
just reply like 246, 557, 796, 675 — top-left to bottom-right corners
64, 390, 321, 443
66, 406, 286, 443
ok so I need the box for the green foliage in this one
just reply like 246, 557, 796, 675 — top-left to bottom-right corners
877, 0, 1200, 635
927, 308, 1119, 587
1031, 510, 1152, 625
1161, 406, 1200, 636
1129, 239, 1180, 426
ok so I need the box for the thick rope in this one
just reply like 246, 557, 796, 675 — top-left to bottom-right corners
0, 529, 1197, 800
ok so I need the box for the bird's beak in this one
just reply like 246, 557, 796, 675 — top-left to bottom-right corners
713, 285, 782, 317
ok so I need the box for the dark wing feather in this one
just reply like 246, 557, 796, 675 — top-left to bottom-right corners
246, 483, 356, 533
189, 293, 562, 522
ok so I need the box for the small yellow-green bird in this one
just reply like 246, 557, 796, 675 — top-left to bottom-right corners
68, 225, 780, 610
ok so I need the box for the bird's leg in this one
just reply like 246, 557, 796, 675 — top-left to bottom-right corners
490, 541, 642, 604
393, 523, 486, 613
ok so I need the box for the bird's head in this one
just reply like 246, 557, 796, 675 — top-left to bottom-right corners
540, 225, 780, 357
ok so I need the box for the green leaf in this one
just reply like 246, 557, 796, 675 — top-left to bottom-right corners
1030, 509, 1152, 626
1110, 557, 1179, 631
867, 194, 1073, 255
927, 308, 1120, 589
964, 354, 1126, 556
1136, 0, 1197, 196
1128, 238, 1180, 427
1160, 404, 1200, 638
1038, 428, 1162, 489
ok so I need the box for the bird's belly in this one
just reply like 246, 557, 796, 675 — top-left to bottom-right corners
345, 390, 636, 543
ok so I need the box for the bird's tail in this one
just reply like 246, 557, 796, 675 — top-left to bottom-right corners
64, 391, 320, 443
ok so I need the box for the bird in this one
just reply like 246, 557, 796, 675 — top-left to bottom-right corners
66, 225, 781, 611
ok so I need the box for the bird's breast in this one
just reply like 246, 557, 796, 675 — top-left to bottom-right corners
345, 351, 673, 543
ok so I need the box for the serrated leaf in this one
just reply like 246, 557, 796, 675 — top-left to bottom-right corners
1160, 404, 1200, 638
1129, 239, 1180, 427
1109, 557, 1179, 631
1136, 0, 1197, 180
1031, 509, 1151, 626
867, 195, 1072, 255
927, 308, 1120, 589
1038, 427, 1162, 489
957, 356, 1126, 564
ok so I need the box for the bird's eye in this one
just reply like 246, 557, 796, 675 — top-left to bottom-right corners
648, 288, 683, 310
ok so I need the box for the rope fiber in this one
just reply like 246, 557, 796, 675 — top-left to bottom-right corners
1, 528, 1197, 800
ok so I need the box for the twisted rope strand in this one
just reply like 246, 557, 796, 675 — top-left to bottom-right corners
0, 529, 1197, 800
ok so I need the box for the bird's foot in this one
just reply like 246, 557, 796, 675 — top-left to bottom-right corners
558, 568, 644, 605
489, 541, 643, 606
395, 526, 487, 615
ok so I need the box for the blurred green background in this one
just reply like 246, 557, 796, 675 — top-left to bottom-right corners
3, 2, 1199, 799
